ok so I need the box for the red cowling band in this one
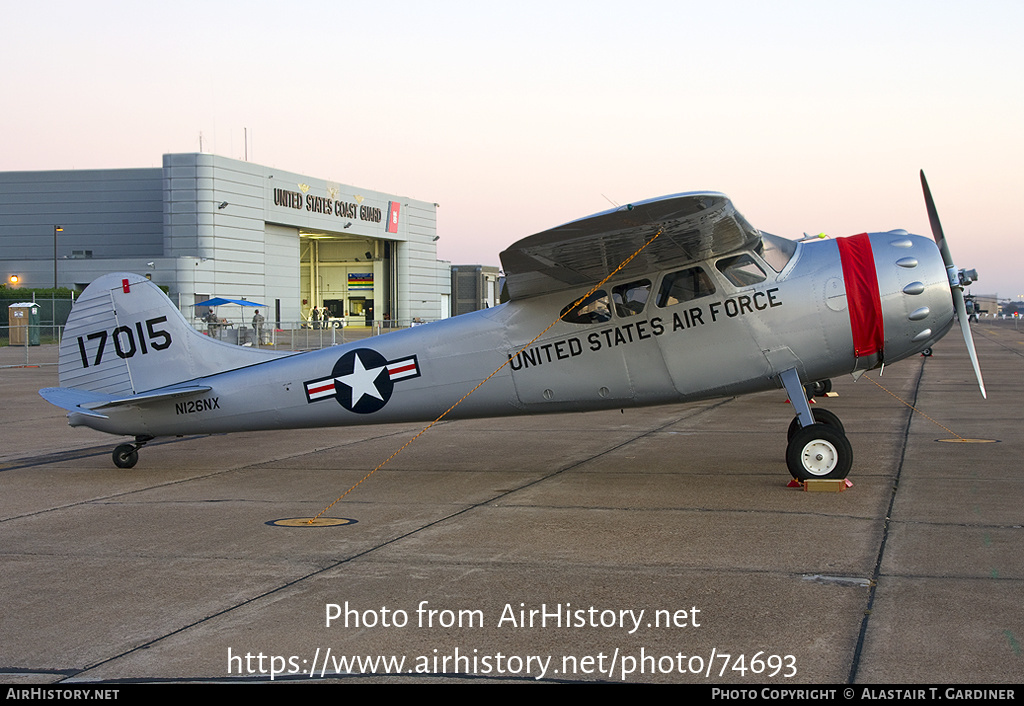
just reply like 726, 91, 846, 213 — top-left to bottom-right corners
836, 233, 884, 357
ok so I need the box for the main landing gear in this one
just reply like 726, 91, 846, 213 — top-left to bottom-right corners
112, 436, 153, 469
779, 369, 852, 481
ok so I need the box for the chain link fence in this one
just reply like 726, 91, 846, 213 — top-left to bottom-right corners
190, 317, 431, 350
2, 317, 432, 364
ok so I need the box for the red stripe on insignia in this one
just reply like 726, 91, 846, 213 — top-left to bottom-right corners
389, 363, 416, 376
836, 233, 884, 357
308, 382, 335, 395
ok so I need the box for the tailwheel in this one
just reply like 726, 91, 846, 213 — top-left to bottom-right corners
112, 444, 139, 469
111, 435, 152, 469
787, 408, 844, 442
786, 423, 853, 481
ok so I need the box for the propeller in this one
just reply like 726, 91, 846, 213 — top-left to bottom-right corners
920, 170, 986, 398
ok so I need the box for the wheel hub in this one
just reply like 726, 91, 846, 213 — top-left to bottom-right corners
801, 439, 838, 476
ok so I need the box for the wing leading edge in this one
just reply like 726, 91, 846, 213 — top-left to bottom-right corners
499, 192, 762, 300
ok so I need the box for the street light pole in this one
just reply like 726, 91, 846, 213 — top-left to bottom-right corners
53, 225, 63, 288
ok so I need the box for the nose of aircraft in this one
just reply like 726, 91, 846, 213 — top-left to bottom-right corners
862, 173, 986, 398
869, 230, 955, 363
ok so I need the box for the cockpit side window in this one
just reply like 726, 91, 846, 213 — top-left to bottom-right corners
560, 290, 611, 324
656, 266, 715, 307
611, 279, 651, 318
716, 253, 767, 287
757, 232, 797, 273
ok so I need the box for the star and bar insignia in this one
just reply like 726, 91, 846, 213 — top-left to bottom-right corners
304, 348, 420, 414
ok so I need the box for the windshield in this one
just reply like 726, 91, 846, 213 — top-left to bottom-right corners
756, 232, 797, 273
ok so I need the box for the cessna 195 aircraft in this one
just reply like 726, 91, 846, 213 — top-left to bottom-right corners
40, 173, 984, 480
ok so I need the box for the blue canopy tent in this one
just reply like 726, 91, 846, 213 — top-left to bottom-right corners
194, 298, 269, 344
194, 297, 268, 308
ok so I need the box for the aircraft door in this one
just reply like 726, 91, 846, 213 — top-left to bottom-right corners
506, 283, 677, 409
654, 262, 771, 397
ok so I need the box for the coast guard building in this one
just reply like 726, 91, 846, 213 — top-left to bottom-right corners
0, 153, 450, 326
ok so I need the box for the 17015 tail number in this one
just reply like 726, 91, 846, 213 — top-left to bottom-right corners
76, 316, 172, 368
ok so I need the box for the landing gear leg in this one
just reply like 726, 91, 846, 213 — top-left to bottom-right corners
779, 368, 852, 480
112, 435, 154, 469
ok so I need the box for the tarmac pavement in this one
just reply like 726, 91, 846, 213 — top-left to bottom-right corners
0, 321, 1020, 684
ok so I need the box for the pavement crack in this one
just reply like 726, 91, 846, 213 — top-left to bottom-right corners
846, 354, 926, 683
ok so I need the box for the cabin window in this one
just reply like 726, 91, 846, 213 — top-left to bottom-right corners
656, 266, 715, 307
716, 253, 767, 287
560, 290, 611, 324
612, 279, 651, 317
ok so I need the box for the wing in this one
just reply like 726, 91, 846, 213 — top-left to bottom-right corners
499, 192, 762, 300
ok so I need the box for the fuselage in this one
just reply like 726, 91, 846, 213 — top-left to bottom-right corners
68, 230, 955, 439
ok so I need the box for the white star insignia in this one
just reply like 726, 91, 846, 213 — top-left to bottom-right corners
336, 353, 386, 406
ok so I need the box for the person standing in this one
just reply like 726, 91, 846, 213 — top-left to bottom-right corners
252, 309, 265, 344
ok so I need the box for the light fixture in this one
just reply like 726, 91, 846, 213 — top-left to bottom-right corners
218, 201, 229, 209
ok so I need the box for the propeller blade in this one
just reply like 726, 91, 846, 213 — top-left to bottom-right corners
920, 171, 986, 398
952, 287, 987, 399
921, 170, 957, 279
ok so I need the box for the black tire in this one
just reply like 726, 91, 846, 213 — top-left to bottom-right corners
786, 423, 852, 480
803, 380, 832, 399
787, 408, 844, 442
921, 347, 933, 357
112, 444, 139, 469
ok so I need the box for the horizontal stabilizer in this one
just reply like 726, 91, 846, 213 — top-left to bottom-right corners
39, 387, 114, 418
40, 384, 213, 417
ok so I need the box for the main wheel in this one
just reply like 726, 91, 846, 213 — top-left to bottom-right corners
112, 444, 139, 469
787, 408, 844, 442
805, 379, 832, 397
786, 423, 852, 480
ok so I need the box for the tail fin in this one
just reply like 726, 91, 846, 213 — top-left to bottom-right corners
59, 273, 286, 395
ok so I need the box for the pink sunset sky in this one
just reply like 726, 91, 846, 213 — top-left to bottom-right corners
3, 0, 1022, 300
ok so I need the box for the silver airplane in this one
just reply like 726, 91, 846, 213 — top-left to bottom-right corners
40, 173, 984, 480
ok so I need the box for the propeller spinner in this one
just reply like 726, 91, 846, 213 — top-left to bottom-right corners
920, 171, 986, 399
